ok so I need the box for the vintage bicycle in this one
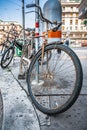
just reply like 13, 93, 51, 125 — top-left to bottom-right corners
0, 26, 23, 69
1, 3, 83, 115
26, 4, 83, 115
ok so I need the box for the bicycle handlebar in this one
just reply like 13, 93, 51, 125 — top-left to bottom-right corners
26, 3, 36, 8
26, 4, 53, 24
26, 4, 62, 31
52, 22, 62, 32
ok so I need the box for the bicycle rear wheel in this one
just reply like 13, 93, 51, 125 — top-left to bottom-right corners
1, 46, 15, 68
27, 43, 83, 115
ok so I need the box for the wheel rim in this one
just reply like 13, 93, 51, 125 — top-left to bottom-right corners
27, 44, 82, 114
1, 48, 14, 67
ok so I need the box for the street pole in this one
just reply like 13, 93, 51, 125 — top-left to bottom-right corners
35, 0, 39, 51
22, 0, 25, 44
18, 0, 25, 78
35, 0, 39, 83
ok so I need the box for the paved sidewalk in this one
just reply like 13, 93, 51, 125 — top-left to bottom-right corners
40, 47, 87, 130
0, 90, 3, 130
0, 58, 40, 130
0, 47, 87, 130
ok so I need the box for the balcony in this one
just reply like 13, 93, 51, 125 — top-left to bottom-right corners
62, 8, 78, 13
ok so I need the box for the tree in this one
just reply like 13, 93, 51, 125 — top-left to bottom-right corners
83, 20, 87, 26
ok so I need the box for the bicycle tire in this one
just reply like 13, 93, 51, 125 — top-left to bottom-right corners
1, 46, 15, 68
27, 43, 83, 115
0, 43, 9, 56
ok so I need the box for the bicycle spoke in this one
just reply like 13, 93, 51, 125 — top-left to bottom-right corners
27, 44, 83, 115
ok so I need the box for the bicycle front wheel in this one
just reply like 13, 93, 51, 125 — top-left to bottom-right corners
0, 43, 9, 56
27, 43, 83, 115
1, 46, 15, 68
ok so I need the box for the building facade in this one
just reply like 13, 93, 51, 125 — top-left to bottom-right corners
0, 21, 22, 43
0, 0, 87, 46
61, 0, 87, 46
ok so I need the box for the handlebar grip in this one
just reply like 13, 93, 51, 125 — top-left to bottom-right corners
52, 22, 62, 32
26, 4, 36, 8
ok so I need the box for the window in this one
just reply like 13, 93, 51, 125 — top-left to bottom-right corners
81, 26, 83, 30
70, 26, 72, 30
75, 20, 78, 25
70, 20, 72, 25
70, 34, 73, 38
84, 34, 87, 37
75, 26, 78, 30
76, 14, 78, 17
63, 7, 65, 11
62, 26, 65, 31
71, 7, 73, 11
62, 20, 65, 25
62, 14, 65, 18
70, 14, 73, 18
79, 34, 82, 37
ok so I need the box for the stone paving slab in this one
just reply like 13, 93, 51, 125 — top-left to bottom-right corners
0, 63, 40, 130
40, 47, 87, 130
41, 95, 87, 130
9, 58, 50, 126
